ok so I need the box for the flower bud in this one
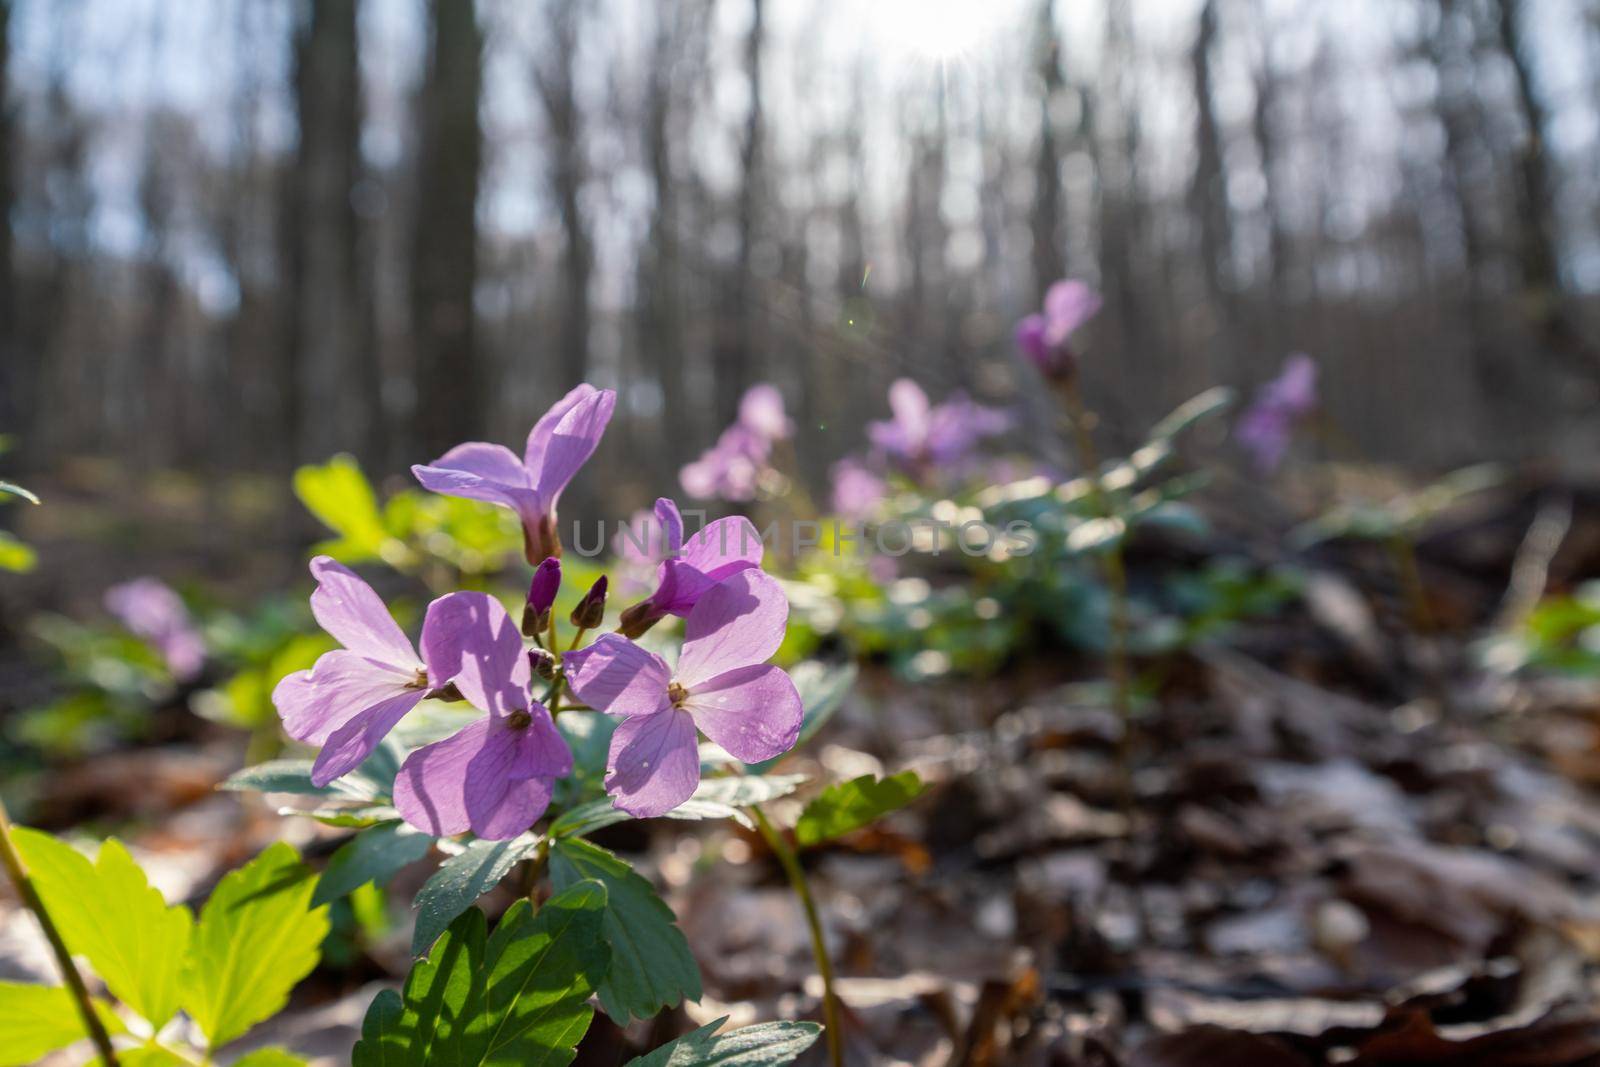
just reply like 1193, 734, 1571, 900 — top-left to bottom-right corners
522, 556, 561, 637
528, 647, 557, 682
570, 575, 608, 630
617, 598, 665, 639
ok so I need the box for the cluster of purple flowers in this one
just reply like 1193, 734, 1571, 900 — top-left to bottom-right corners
274, 385, 803, 838
105, 577, 206, 682
680, 384, 793, 502
1236, 353, 1318, 473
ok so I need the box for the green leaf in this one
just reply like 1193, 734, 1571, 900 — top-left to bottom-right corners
411, 835, 542, 956
0, 981, 124, 1067
550, 774, 808, 839
355, 882, 611, 1066
314, 821, 435, 907
294, 454, 392, 563
1146, 385, 1234, 441
231, 1050, 311, 1067
0, 530, 37, 572
626, 1016, 823, 1067
12, 829, 193, 1028
794, 772, 925, 848
118, 1050, 192, 1067
221, 757, 388, 802
181, 842, 330, 1049
549, 838, 701, 1023
0, 478, 40, 505
747, 661, 856, 774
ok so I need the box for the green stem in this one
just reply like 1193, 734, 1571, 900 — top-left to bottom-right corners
1058, 379, 1136, 812
752, 807, 842, 1067
0, 798, 120, 1065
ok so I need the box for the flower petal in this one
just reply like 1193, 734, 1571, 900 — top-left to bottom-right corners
420, 592, 530, 717
412, 442, 540, 521
563, 634, 672, 717
680, 516, 763, 577
273, 649, 415, 745
654, 497, 684, 556
604, 709, 700, 818
309, 556, 418, 666
393, 716, 558, 839
523, 384, 599, 470
684, 664, 803, 764
676, 569, 789, 687
310, 689, 426, 786
526, 386, 616, 506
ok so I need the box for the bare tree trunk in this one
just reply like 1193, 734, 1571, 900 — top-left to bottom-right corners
287, 0, 374, 467
713, 0, 763, 428
1031, 0, 1066, 296
639, 6, 687, 470
411, 0, 483, 458
1189, 0, 1233, 326
536, 0, 592, 397
0, 0, 15, 445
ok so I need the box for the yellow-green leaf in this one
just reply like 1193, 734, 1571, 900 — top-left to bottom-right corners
12, 829, 193, 1028
794, 772, 926, 848
0, 981, 124, 1067
294, 454, 390, 562
181, 842, 330, 1049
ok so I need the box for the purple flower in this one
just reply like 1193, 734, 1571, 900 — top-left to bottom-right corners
522, 556, 561, 636
1237, 353, 1318, 473
393, 591, 571, 839
680, 383, 791, 502
616, 498, 764, 638
830, 458, 887, 520
565, 569, 802, 817
272, 557, 434, 787
412, 384, 616, 563
1015, 279, 1102, 379
738, 384, 792, 441
105, 577, 205, 681
867, 379, 1010, 478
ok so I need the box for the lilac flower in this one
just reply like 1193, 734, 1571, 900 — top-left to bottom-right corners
680, 383, 791, 502
393, 591, 571, 839
616, 497, 763, 638
412, 384, 616, 563
565, 569, 802, 817
105, 577, 205, 681
1237, 353, 1318, 473
272, 557, 435, 787
830, 458, 887, 520
1015, 279, 1102, 379
867, 379, 1010, 478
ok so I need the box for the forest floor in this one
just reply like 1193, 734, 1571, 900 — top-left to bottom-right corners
8, 479, 1600, 1066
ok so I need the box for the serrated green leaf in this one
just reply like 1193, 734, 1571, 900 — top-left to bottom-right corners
794, 772, 925, 848
0, 981, 124, 1067
356, 882, 611, 1066
411, 835, 541, 956
314, 821, 435, 907
549, 838, 701, 1023
12, 829, 193, 1028
550, 774, 808, 839
221, 757, 388, 802
119, 1050, 191, 1067
181, 842, 330, 1049
294, 454, 391, 562
626, 1015, 823, 1066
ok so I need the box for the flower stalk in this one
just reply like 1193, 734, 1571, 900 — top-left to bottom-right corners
752, 806, 842, 1067
0, 797, 120, 1065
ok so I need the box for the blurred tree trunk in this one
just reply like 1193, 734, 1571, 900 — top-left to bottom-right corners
535, 0, 590, 396
410, 0, 483, 458
639, 6, 687, 467
1031, 0, 1066, 296
713, 0, 763, 428
1188, 0, 1233, 373
0, 0, 14, 446
285, 0, 375, 469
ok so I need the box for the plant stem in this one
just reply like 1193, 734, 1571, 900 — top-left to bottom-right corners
1058, 379, 1136, 813
0, 798, 120, 1065
752, 807, 842, 1067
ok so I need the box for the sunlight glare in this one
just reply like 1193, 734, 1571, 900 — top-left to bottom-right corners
865, 0, 1005, 64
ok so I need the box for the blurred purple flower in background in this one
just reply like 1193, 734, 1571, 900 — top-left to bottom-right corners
868, 379, 1010, 478
1237, 353, 1319, 473
680, 383, 791, 501
830, 458, 887, 520
393, 591, 571, 839
412, 384, 616, 562
105, 577, 205, 682
565, 569, 801, 817
1015, 279, 1102, 380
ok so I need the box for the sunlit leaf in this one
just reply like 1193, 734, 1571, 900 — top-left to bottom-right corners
625, 1015, 823, 1067
0, 981, 123, 1067
294, 454, 391, 563
410, 834, 541, 956
794, 772, 925, 848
